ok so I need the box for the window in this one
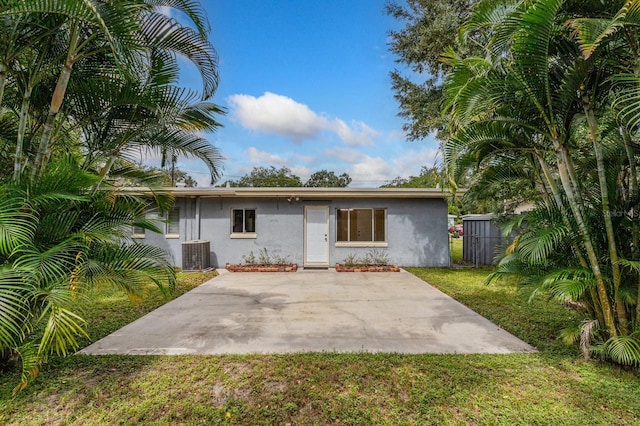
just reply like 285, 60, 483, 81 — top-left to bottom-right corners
132, 224, 146, 239
231, 209, 256, 237
337, 208, 386, 243
132, 210, 160, 239
166, 207, 180, 237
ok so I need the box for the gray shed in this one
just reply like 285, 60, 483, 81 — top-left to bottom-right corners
462, 214, 505, 266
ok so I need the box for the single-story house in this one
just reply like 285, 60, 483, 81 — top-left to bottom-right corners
129, 187, 450, 269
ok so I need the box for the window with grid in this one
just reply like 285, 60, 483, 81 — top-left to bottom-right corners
336, 208, 385, 242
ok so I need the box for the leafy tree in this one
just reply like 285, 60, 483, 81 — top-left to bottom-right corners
386, 0, 476, 141
382, 166, 443, 188
115, 164, 198, 188
443, 0, 640, 365
304, 170, 351, 187
226, 166, 303, 187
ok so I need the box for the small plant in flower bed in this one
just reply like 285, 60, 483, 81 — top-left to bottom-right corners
336, 249, 399, 272
227, 248, 297, 272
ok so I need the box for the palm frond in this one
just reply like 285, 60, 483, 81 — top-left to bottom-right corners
597, 335, 640, 366
11, 341, 39, 396
517, 223, 569, 265
568, 0, 640, 58
145, 0, 211, 37
141, 11, 218, 99
0, 270, 32, 350
38, 303, 88, 357
0, 194, 36, 256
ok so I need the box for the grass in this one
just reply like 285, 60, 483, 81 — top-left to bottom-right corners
450, 236, 463, 263
2, 268, 640, 425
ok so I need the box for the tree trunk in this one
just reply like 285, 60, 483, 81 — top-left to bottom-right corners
94, 154, 118, 193
537, 154, 589, 268
583, 97, 627, 333
32, 23, 79, 177
0, 62, 6, 108
623, 129, 640, 325
555, 144, 617, 337
14, 84, 33, 182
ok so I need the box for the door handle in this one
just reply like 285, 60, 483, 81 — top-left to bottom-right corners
324, 234, 327, 242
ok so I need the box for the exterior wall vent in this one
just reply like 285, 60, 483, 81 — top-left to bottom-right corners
181, 240, 211, 271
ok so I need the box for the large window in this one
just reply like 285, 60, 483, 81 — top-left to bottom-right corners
166, 207, 180, 237
232, 209, 256, 234
337, 208, 386, 242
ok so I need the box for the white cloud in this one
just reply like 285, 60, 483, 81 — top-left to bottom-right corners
324, 147, 364, 163
331, 119, 379, 147
391, 148, 441, 174
349, 156, 393, 185
227, 92, 378, 146
329, 147, 441, 187
244, 147, 312, 180
246, 147, 290, 167
385, 129, 408, 141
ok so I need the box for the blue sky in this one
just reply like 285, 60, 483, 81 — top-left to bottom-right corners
174, 0, 440, 187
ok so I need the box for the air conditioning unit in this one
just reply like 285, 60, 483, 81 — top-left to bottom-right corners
182, 240, 211, 271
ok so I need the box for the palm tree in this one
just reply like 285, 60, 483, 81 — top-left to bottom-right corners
0, 0, 220, 179
68, 54, 224, 187
444, 0, 640, 364
0, 157, 177, 393
0, 0, 224, 392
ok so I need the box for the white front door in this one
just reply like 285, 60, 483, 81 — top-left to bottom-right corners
304, 206, 329, 267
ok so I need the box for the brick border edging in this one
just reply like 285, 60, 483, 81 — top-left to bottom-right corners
226, 263, 298, 272
335, 263, 400, 272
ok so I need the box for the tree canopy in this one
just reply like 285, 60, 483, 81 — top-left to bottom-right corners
381, 166, 443, 188
221, 167, 352, 188
386, 0, 476, 141
304, 170, 352, 187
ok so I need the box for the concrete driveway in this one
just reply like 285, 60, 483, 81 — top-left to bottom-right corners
79, 269, 535, 355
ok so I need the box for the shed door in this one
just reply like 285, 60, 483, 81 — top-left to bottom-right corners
304, 206, 329, 267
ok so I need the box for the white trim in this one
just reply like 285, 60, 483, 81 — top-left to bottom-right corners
120, 187, 454, 199
165, 233, 180, 239
230, 232, 257, 239
335, 242, 388, 248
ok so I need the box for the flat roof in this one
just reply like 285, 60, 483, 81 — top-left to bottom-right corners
462, 214, 496, 220
120, 187, 451, 199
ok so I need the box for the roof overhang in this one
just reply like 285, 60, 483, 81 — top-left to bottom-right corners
119, 187, 458, 199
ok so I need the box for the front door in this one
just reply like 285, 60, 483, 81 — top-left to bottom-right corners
304, 206, 329, 267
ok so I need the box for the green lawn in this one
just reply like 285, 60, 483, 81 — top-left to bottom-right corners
2, 268, 640, 425
450, 236, 463, 264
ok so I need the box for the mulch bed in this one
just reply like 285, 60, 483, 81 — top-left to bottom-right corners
335, 263, 400, 272
226, 263, 298, 272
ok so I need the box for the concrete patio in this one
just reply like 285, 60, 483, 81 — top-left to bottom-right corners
79, 268, 535, 355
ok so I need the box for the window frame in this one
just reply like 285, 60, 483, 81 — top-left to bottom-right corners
131, 224, 146, 239
165, 207, 180, 238
132, 210, 162, 239
335, 207, 387, 247
230, 208, 257, 239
